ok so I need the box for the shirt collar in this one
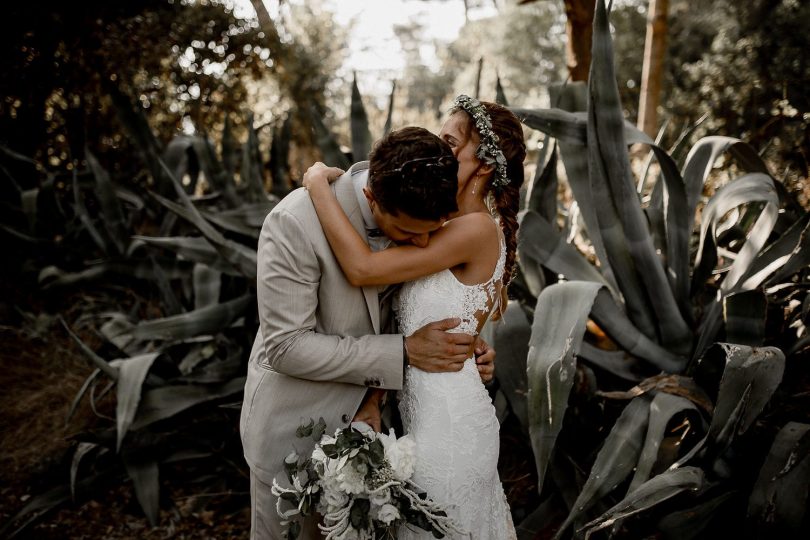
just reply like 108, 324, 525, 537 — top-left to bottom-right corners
353, 169, 378, 231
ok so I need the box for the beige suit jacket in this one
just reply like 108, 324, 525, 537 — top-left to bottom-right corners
240, 162, 404, 488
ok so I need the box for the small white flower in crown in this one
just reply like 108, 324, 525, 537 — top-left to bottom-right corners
453, 94, 510, 188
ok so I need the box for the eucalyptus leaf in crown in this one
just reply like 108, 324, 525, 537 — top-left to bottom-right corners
453, 94, 510, 188
272, 420, 464, 540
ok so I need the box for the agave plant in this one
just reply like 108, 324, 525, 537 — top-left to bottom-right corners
2, 104, 274, 537
491, 1, 809, 538
1, 72, 391, 535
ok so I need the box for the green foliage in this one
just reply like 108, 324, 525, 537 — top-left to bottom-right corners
665, 0, 810, 182
496, 1, 809, 537
0, 78, 287, 533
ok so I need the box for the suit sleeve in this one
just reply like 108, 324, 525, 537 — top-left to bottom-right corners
257, 206, 404, 390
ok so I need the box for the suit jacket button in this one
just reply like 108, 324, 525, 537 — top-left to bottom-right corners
341, 414, 350, 423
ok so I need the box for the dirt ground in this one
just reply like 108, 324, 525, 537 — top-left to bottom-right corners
0, 273, 257, 540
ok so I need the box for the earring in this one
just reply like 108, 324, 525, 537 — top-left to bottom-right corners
471, 174, 482, 195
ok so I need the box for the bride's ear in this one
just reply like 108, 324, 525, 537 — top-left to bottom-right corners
479, 163, 495, 177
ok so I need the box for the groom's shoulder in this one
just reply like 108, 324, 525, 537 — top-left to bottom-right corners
261, 161, 368, 229
273, 161, 368, 212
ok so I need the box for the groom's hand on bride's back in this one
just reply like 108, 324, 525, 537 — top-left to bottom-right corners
404, 318, 473, 373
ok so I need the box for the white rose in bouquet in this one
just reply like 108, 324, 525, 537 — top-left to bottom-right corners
379, 430, 416, 481
320, 456, 341, 484
336, 461, 366, 495
321, 486, 349, 510
311, 445, 327, 464
369, 488, 391, 506
376, 503, 400, 525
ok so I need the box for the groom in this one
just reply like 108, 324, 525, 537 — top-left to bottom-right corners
240, 127, 494, 539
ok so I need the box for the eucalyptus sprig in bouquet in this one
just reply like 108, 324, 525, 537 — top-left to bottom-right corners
272, 418, 464, 539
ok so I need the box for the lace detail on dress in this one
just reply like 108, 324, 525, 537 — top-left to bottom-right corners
395, 226, 515, 540
397, 234, 506, 337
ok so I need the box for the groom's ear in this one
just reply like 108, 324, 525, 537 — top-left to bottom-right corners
362, 186, 375, 207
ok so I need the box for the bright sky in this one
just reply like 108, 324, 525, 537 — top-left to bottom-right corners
233, 0, 497, 79
327, 0, 496, 73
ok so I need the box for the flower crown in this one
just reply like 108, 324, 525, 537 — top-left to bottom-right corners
452, 94, 509, 188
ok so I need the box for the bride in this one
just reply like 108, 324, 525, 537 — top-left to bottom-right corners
303, 95, 526, 539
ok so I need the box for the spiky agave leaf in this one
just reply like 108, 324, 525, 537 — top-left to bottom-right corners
350, 73, 372, 162
110, 353, 162, 452
130, 376, 246, 430
70, 443, 105, 500
72, 170, 107, 253
681, 136, 770, 229
65, 369, 103, 427
747, 422, 810, 536
723, 289, 767, 346
193, 263, 221, 310
589, 289, 687, 373
382, 80, 396, 137
586, 0, 690, 354
578, 344, 647, 382
269, 114, 292, 198
240, 112, 267, 202
580, 466, 704, 537
518, 210, 615, 291
525, 142, 558, 222
150, 170, 258, 280
200, 200, 276, 238
628, 393, 700, 492
555, 395, 652, 538
106, 84, 171, 196
495, 72, 509, 106
492, 301, 532, 431
527, 281, 603, 493
704, 344, 785, 459
122, 295, 252, 343
309, 105, 351, 170
39, 258, 197, 289
122, 452, 159, 526
656, 490, 736, 540
131, 235, 245, 276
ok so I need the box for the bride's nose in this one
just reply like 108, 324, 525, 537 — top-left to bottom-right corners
409, 234, 429, 248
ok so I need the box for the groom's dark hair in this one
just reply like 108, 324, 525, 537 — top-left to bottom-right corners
368, 127, 458, 221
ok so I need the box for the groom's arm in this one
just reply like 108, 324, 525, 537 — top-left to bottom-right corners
257, 204, 405, 390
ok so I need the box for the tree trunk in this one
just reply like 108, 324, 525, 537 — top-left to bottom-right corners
249, 0, 279, 42
637, 0, 669, 137
563, 0, 596, 82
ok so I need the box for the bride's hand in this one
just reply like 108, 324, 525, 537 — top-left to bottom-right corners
352, 389, 385, 432
303, 162, 344, 191
474, 337, 495, 385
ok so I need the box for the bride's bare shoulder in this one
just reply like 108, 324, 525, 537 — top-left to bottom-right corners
442, 211, 499, 237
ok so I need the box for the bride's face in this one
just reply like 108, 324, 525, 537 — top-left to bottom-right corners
439, 112, 482, 193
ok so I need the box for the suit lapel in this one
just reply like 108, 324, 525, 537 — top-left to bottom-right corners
334, 163, 381, 334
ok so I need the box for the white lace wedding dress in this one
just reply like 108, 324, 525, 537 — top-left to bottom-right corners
396, 231, 516, 540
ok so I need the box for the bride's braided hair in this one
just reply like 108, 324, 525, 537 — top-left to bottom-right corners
452, 100, 526, 287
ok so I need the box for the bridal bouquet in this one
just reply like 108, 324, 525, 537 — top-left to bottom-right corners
272, 418, 463, 539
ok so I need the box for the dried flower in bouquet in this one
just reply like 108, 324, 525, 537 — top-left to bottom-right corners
272, 419, 464, 539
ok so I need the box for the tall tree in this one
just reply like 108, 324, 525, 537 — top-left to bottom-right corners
637, 0, 669, 137
0, 0, 270, 177
562, 0, 597, 81
520, 0, 595, 81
